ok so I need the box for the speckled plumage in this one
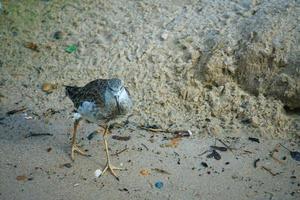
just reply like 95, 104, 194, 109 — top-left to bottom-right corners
66, 78, 132, 123
66, 78, 133, 179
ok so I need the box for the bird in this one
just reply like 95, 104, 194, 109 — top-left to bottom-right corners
65, 78, 132, 180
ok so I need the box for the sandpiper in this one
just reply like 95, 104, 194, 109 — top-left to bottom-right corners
66, 78, 132, 180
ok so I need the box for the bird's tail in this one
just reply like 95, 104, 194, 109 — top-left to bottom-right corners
65, 85, 81, 99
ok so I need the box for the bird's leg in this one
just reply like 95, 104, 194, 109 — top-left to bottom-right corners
71, 119, 87, 160
101, 125, 122, 180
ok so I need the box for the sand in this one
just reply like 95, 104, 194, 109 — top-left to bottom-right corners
0, 0, 299, 199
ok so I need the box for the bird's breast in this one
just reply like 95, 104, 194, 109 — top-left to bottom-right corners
77, 101, 101, 122
104, 89, 132, 117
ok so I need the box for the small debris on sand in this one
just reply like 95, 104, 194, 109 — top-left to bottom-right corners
62, 163, 72, 168
16, 175, 28, 181
151, 168, 171, 175
154, 181, 164, 189
253, 158, 260, 168
210, 145, 227, 152
140, 169, 150, 176
248, 137, 260, 143
6, 107, 27, 116
25, 132, 53, 138
42, 83, 57, 94
201, 162, 208, 168
111, 135, 131, 141
24, 42, 39, 52
173, 130, 192, 138
87, 131, 98, 140
94, 169, 102, 178
207, 150, 221, 160
53, 31, 64, 40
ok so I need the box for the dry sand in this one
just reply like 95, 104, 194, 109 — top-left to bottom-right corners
0, 0, 299, 199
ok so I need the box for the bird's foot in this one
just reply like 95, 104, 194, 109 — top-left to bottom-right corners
71, 144, 87, 160
102, 162, 122, 181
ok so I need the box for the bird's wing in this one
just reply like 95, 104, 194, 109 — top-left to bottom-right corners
68, 79, 108, 108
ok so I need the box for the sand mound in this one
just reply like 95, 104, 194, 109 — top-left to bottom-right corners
0, 0, 299, 138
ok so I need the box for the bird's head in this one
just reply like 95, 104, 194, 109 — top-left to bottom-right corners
107, 78, 126, 113
107, 78, 124, 96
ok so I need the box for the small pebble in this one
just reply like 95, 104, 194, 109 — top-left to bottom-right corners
73, 183, 80, 187
155, 181, 164, 189
201, 162, 208, 168
119, 188, 129, 192
63, 163, 72, 168
94, 169, 102, 178
53, 31, 63, 40
24, 113, 33, 120
42, 83, 57, 93
161, 31, 168, 40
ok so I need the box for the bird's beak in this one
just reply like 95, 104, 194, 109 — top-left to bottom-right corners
115, 95, 120, 113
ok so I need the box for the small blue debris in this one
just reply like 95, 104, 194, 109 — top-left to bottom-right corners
155, 181, 164, 189
291, 151, 300, 162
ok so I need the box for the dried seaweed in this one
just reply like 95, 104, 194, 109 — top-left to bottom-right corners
25, 132, 53, 138
111, 135, 131, 141
207, 150, 221, 160
210, 145, 227, 152
6, 107, 27, 115
248, 137, 260, 143
24, 42, 39, 52
151, 168, 171, 175
254, 158, 260, 168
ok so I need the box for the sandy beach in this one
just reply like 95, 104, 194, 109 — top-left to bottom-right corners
0, 0, 299, 199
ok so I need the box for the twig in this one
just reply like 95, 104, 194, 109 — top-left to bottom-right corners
6, 107, 27, 115
279, 143, 291, 152
141, 143, 149, 151
111, 135, 131, 141
216, 138, 236, 156
199, 150, 209, 157
151, 168, 171, 175
261, 166, 277, 176
25, 132, 53, 138
111, 147, 128, 156
139, 126, 170, 133
242, 150, 253, 154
